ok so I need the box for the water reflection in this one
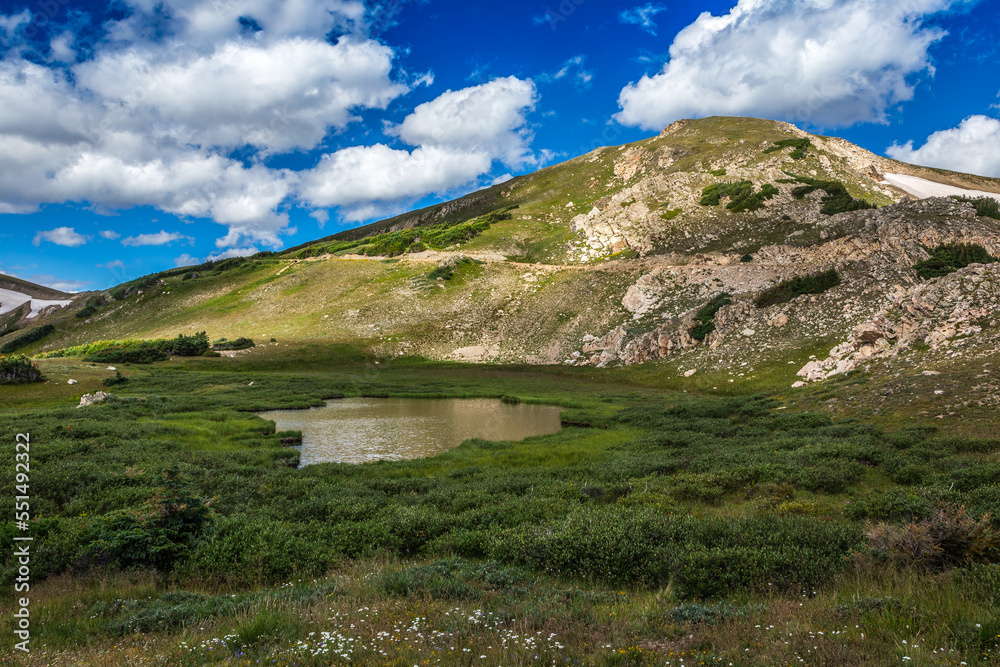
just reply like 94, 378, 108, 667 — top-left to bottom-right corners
259, 398, 562, 465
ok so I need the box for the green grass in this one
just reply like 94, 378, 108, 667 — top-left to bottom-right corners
0, 355, 998, 664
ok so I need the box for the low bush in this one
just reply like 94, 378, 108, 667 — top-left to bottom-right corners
0, 324, 55, 354
788, 175, 876, 215
212, 337, 256, 351
103, 371, 129, 387
427, 257, 482, 282
700, 181, 778, 212
866, 504, 999, 569
755, 269, 841, 308
763, 138, 812, 160
689, 293, 732, 341
952, 195, 1000, 220
0, 355, 42, 384
913, 243, 997, 279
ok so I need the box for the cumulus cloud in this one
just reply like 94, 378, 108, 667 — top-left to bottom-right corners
887, 115, 1000, 177
75, 37, 407, 153
617, 0, 967, 130
619, 4, 667, 36
0, 0, 412, 249
173, 254, 198, 267
33, 227, 88, 247
121, 230, 195, 247
100, 230, 121, 240
301, 77, 539, 220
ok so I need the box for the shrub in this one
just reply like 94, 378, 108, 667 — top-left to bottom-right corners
700, 181, 778, 213
913, 243, 997, 279
952, 195, 1000, 220
764, 138, 812, 160
0, 324, 55, 354
0, 355, 42, 384
788, 175, 875, 215
866, 504, 999, 569
94, 465, 213, 573
689, 293, 732, 341
212, 337, 255, 351
755, 269, 841, 308
83, 342, 169, 364
103, 371, 128, 387
740, 254, 753, 263
427, 257, 482, 281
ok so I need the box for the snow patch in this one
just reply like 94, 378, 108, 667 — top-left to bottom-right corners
0, 287, 72, 319
882, 173, 1000, 202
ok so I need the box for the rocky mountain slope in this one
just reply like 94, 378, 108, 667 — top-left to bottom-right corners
12, 117, 1000, 422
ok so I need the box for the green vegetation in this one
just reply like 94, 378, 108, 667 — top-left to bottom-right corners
296, 207, 519, 258
690, 293, 733, 341
788, 174, 877, 215
212, 337, 256, 351
763, 138, 812, 160
952, 195, 1000, 220
426, 257, 483, 281
709, 168, 727, 176
659, 208, 682, 220
39, 332, 213, 364
0, 354, 41, 384
103, 370, 129, 387
0, 323, 55, 354
700, 181, 779, 212
914, 243, 998, 279
755, 269, 842, 308
1, 360, 998, 665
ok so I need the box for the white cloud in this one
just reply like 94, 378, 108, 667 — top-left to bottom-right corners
0, 9, 29, 38
310, 209, 330, 230
206, 247, 261, 261
0, 1, 411, 249
121, 230, 195, 247
173, 254, 199, 267
100, 230, 121, 240
103, 260, 126, 271
887, 115, 1000, 178
542, 56, 593, 88
616, 0, 967, 130
392, 77, 538, 166
301, 77, 539, 220
75, 37, 407, 154
33, 227, 88, 247
620, 4, 667, 36
27, 275, 89, 292
49, 31, 75, 62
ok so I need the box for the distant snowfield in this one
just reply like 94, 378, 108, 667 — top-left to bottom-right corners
883, 173, 1000, 202
0, 287, 72, 319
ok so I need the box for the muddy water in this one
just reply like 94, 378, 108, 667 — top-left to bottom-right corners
259, 398, 562, 465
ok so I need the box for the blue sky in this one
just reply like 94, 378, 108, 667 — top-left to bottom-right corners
0, 0, 998, 292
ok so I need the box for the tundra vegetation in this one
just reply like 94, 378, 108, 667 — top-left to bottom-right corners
1, 352, 997, 666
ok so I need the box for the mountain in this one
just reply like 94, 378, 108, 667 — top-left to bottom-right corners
15, 116, 1000, 428
0, 275, 77, 336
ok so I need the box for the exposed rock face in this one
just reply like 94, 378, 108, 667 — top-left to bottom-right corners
571, 197, 1000, 369
798, 264, 1000, 382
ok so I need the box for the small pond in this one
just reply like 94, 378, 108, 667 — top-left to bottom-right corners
259, 397, 563, 465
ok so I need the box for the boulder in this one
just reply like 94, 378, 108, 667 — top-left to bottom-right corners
77, 391, 111, 408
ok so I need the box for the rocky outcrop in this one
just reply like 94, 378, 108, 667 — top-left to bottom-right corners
798, 263, 999, 382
